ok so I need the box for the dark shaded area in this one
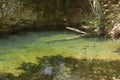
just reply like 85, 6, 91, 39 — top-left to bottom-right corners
0, 0, 119, 39
0, 55, 120, 80
0, 0, 93, 37
0, 21, 67, 38
114, 48, 120, 55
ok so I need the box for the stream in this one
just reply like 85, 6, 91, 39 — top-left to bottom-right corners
0, 31, 120, 75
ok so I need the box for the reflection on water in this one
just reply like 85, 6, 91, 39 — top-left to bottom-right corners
56, 62, 72, 80
43, 63, 53, 76
42, 61, 76, 80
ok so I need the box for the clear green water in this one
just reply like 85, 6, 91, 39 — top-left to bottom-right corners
0, 31, 120, 75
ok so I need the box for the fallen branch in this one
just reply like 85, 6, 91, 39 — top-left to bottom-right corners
66, 26, 103, 37
66, 27, 88, 34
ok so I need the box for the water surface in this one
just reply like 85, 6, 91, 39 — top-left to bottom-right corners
0, 31, 119, 75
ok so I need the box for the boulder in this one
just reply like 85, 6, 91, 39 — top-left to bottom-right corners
109, 22, 120, 39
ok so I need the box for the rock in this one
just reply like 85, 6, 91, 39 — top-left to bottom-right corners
43, 63, 53, 76
109, 22, 120, 39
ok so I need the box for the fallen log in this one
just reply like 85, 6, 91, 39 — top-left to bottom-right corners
66, 26, 105, 37
66, 27, 88, 34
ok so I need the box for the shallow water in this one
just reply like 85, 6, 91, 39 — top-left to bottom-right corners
0, 31, 120, 75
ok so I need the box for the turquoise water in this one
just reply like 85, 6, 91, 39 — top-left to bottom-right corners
0, 31, 119, 75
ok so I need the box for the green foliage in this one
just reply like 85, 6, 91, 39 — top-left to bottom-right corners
82, 19, 101, 27
111, 0, 119, 4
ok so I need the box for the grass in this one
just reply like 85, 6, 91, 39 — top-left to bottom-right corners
0, 31, 120, 76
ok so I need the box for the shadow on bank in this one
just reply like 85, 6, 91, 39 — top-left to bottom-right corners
0, 55, 120, 80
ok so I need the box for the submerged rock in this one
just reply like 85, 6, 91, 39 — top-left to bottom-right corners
43, 63, 53, 76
